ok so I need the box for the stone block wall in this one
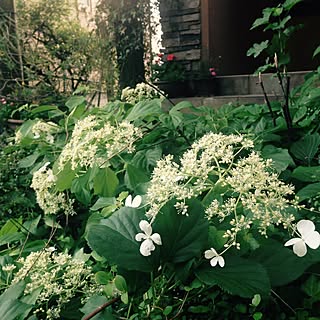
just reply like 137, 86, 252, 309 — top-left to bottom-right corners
159, 0, 202, 76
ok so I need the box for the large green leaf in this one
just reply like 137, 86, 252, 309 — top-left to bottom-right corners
247, 40, 269, 58
154, 199, 208, 263
0, 281, 33, 320
252, 239, 319, 287
86, 208, 158, 272
93, 167, 119, 197
54, 161, 76, 191
125, 99, 162, 122
65, 96, 86, 111
290, 133, 320, 165
131, 147, 162, 172
195, 256, 270, 298
261, 145, 294, 173
296, 182, 320, 202
124, 163, 149, 190
292, 166, 320, 182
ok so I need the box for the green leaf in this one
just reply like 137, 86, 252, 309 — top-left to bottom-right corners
292, 166, 320, 182
54, 161, 76, 191
80, 295, 115, 320
302, 275, 320, 298
93, 167, 119, 197
290, 133, 320, 165
18, 152, 41, 168
114, 275, 127, 292
125, 99, 162, 122
195, 256, 270, 298
65, 96, 86, 111
91, 197, 116, 211
95, 271, 113, 285
313, 45, 320, 58
283, 0, 303, 11
252, 239, 319, 286
155, 199, 209, 263
131, 147, 162, 172
296, 182, 320, 202
261, 145, 294, 172
124, 164, 149, 190
250, 9, 272, 29
0, 281, 33, 320
86, 208, 158, 272
247, 41, 269, 58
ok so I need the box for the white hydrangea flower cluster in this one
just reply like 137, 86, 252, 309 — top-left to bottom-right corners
121, 82, 164, 104
12, 250, 101, 320
147, 132, 297, 245
31, 162, 75, 215
31, 120, 59, 144
146, 133, 254, 218
58, 115, 143, 171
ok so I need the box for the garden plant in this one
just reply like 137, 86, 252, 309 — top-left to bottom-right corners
1, 0, 320, 319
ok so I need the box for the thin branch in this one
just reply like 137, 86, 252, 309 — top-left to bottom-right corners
258, 73, 276, 127
271, 289, 296, 315
82, 296, 121, 320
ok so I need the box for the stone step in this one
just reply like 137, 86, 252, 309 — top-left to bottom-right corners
216, 71, 309, 96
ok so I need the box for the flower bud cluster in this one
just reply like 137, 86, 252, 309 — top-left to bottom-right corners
121, 82, 164, 104
147, 132, 297, 243
12, 250, 101, 319
58, 115, 143, 171
31, 162, 74, 215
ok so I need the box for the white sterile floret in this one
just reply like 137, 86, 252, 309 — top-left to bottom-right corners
125, 195, 142, 208
204, 248, 225, 267
135, 220, 162, 256
284, 219, 320, 257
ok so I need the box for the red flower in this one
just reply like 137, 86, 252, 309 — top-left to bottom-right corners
157, 53, 164, 58
209, 67, 217, 76
166, 54, 176, 61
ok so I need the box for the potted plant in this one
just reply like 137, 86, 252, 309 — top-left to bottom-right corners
151, 53, 194, 98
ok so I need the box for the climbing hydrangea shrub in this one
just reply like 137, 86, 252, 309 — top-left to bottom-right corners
144, 132, 303, 261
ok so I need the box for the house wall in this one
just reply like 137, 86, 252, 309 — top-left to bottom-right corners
159, 0, 320, 77
159, 0, 202, 76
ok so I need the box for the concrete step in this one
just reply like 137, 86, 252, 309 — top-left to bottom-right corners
216, 71, 309, 96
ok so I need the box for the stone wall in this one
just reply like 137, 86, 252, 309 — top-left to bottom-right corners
159, 0, 201, 76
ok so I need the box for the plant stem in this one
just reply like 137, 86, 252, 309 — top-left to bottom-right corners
83, 296, 121, 320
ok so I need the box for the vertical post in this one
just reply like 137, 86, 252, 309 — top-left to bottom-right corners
201, 0, 214, 65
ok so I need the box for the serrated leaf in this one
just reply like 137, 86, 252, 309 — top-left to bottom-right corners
195, 256, 270, 298
93, 167, 119, 197
126, 99, 162, 122
292, 166, 320, 182
261, 145, 294, 172
283, 0, 303, 11
252, 239, 320, 286
296, 182, 320, 202
154, 199, 209, 263
247, 41, 269, 58
86, 208, 158, 272
290, 133, 320, 165
124, 164, 149, 190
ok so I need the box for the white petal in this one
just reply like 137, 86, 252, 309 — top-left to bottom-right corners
218, 256, 225, 267
139, 220, 152, 236
151, 233, 162, 245
140, 239, 155, 256
304, 231, 320, 249
131, 195, 142, 208
125, 195, 132, 207
135, 233, 147, 242
284, 238, 301, 247
210, 257, 218, 267
293, 240, 307, 257
204, 250, 215, 259
297, 220, 315, 237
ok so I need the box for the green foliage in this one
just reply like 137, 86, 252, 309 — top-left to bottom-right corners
247, 0, 304, 73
